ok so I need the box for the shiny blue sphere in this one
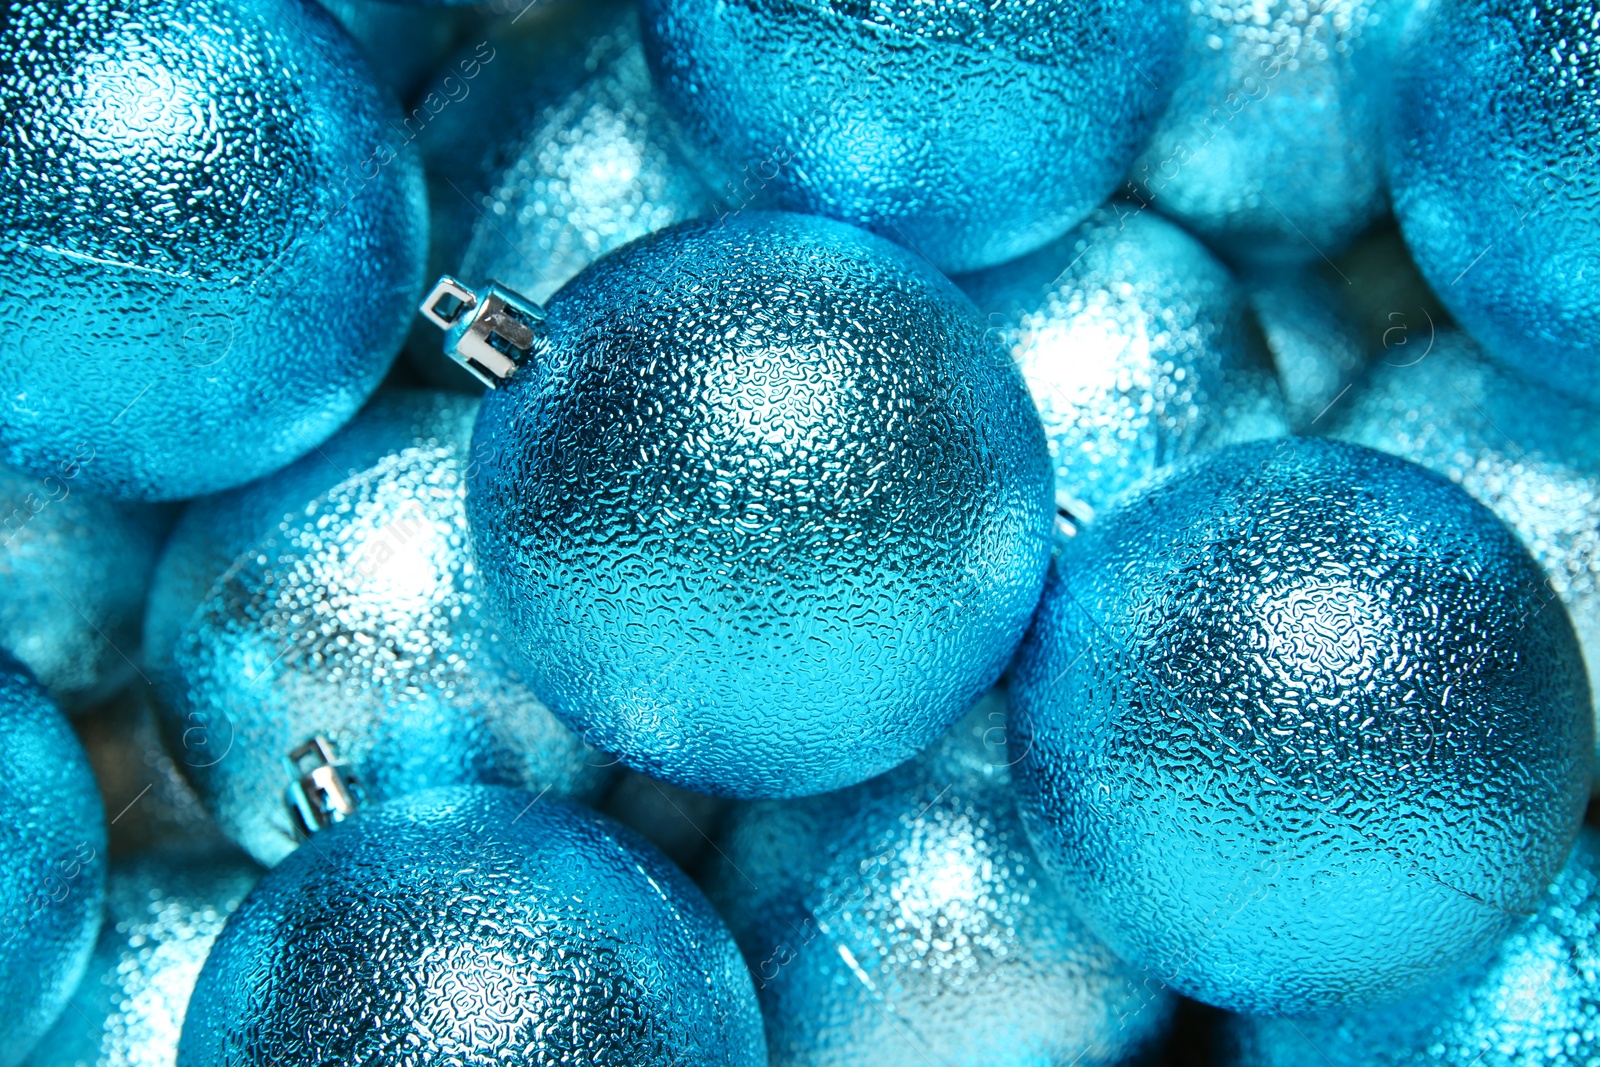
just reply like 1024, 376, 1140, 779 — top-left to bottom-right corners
1010, 438, 1592, 1015
1221, 828, 1600, 1066
640, 0, 1181, 272
707, 690, 1177, 1066
468, 212, 1055, 798
0, 464, 166, 712
1388, 0, 1600, 406
0, 0, 428, 501
0, 655, 108, 1067
1132, 0, 1412, 263
28, 848, 261, 1067
1328, 330, 1600, 777
959, 204, 1288, 518
145, 391, 614, 867
179, 787, 767, 1066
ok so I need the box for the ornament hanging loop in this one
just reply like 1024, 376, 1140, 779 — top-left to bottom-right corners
419, 276, 548, 389
285, 735, 360, 838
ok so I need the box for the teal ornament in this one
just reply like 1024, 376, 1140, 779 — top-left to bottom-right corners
1131, 0, 1412, 263
1011, 439, 1592, 1015
707, 690, 1177, 1067
960, 204, 1288, 520
1388, 0, 1600, 406
0, 463, 166, 712
1327, 329, 1600, 776
144, 391, 613, 867
1248, 268, 1370, 432
0, 0, 427, 501
179, 788, 766, 1066
27, 848, 261, 1067
431, 211, 1054, 798
641, 0, 1183, 272
1220, 829, 1600, 1066
315, 0, 467, 102
0, 655, 107, 1067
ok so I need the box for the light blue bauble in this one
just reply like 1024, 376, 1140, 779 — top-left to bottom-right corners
315, 0, 467, 102
0, 0, 428, 501
145, 391, 613, 867
706, 690, 1177, 1067
1010, 439, 1593, 1016
959, 204, 1288, 519
1131, 0, 1412, 263
1247, 268, 1370, 432
0, 465, 166, 712
179, 787, 767, 1066
1388, 0, 1600, 406
1220, 828, 1600, 1066
640, 0, 1182, 273
1327, 329, 1600, 776
0, 655, 108, 1067
467, 212, 1055, 798
27, 848, 261, 1067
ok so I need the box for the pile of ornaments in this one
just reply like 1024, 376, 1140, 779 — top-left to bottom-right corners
0, 0, 1596, 1063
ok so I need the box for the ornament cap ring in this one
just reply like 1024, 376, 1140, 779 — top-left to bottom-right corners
420, 276, 548, 389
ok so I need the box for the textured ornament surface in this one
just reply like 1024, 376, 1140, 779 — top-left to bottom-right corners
1327, 330, 1600, 772
1131, 0, 1409, 262
145, 391, 612, 867
179, 787, 767, 1066
1248, 268, 1370, 431
469, 211, 1055, 798
0, 464, 166, 712
1388, 0, 1600, 405
960, 205, 1288, 517
707, 690, 1176, 1067
1010, 438, 1593, 1015
0, 0, 427, 500
447, 8, 717, 306
641, 0, 1182, 272
0, 655, 108, 1067
29, 848, 261, 1067
1220, 828, 1600, 1066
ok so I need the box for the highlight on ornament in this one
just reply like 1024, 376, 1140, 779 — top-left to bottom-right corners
0, 0, 1596, 1063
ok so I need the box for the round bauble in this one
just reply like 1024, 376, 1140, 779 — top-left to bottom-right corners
1010, 438, 1593, 1015
1131, 0, 1411, 263
1247, 268, 1370, 432
0, 655, 108, 1067
28, 848, 260, 1067
0, 0, 427, 501
0, 463, 166, 712
145, 391, 613, 867
708, 690, 1176, 1067
179, 787, 766, 1066
959, 204, 1288, 519
455, 212, 1054, 797
315, 0, 467, 101
640, 0, 1182, 272
1220, 828, 1600, 1066
1388, 0, 1600, 406
1327, 329, 1600, 773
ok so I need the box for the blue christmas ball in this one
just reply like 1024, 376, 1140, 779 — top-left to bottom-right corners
1388, 0, 1600, 406
1247, 268, 1370, 432
178, 787, 767, 1066
0, 0, 428, 501
1327, 329, 1600, 776
1131, 0, 1412, 263
1010, 438, 1593, 1015
707, 689, 1177, 1067
959, 204, 1288, 520
640, 0, 1182, 273
1220, 828, 1600, 1066
315, 0, 467, 102
0, 464, 166, 712
0, 655, 108, 1067
145, 390, 613, 867
465, 211, 1055, 798
28, 848, 261, 1067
